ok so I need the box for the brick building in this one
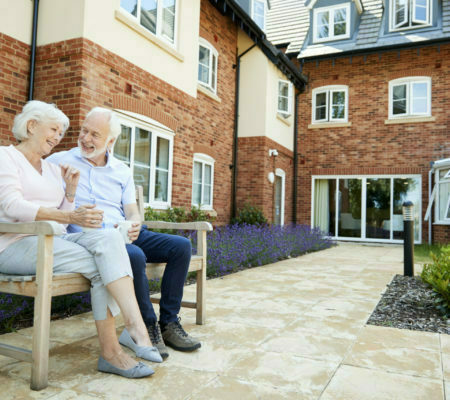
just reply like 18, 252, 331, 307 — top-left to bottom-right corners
0, 0, 305, 226
267, 0, 450, 244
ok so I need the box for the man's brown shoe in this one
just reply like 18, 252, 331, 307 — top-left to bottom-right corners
161, 318, 201, 352
147, 322, 169, 360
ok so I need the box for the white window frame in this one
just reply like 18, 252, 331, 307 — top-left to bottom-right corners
311, 174, 422, 243
388, 77, 431, 119
434, 167, 450, 223
198, 38, 219, 94
120, 0, 178, 46
277, 80, 293, 116
275, 168, 285, 226
312, 85, 349, 123
313, 3, 351, 43
192, 153, 215, 210
113, 111, 174, 209
251, 0, 267, 30
390, 0, 432, 32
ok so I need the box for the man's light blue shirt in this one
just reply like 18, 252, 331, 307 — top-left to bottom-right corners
47, 148, 136, 232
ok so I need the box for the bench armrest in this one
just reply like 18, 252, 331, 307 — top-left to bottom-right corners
0, 221, 64, 235
143, 221, 213, 231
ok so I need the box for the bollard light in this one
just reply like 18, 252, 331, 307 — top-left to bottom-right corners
402, 201, 414, 277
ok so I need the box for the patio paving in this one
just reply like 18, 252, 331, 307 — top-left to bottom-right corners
0, 242, 448, 399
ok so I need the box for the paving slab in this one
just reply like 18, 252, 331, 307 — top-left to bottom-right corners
0, 242, 447, 399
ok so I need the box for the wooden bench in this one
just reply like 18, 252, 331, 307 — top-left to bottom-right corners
0, 186, 212, 390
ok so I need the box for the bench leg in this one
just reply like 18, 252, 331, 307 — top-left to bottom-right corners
195, 268, 205, 325
31, 235, 54, 390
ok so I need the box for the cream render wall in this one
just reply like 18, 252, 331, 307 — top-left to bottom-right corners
0, 0, 33, 44
237, 31, 294, 152
265, 62, 295, 152
8, 0, 201, 98
237, 31, 267, 137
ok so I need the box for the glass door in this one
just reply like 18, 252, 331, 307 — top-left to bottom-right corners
366, 178, 391, 239
337, 178, 362, 238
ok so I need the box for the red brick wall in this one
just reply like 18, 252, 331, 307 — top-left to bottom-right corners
433, 225, 450, 245
237, 136, 294, 224
0, 33, 30, 145
0, 1, 236, 224
297, 45, 450, 242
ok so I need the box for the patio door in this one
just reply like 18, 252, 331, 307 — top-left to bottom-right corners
312, 175, 421, 243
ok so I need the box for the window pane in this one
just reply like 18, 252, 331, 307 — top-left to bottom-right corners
199, 45, 210, 66
333, 8, 347, 36
395, 0, 408, 26
193, 161, 202, 184
412, 82, 427, 98
134, 127, 151, 165
412, 98, 427, 114
211, 54, 217, 90
114, 125, 132, 165
334, 22, 346, 36
315, 92, 327, 120
393, 178, 420, 240
316, 92, 327, 106
155, 170, 168, 202
156, 137, 169, 169
414, 0, 427, 22
204, 164, 212, 185
279, 82, 289, 97
121, 0, 138, 16
314, 179, 336, 235
134, 164, 150, 203
198, 65, 209, 85
331, 105, 345, 119
317, 11, 329, 38
393, 100, 407, 114
438, 182, 450, 220
193, 183, 202, 205
253, 0, 265, 29
366, 178, 390, 239
338, 178, 362, 238
203, 183, 211, 205
141, 0, 157, 34
393, 84, 406, 100
332, 91, 345, 106
162, 0, 176, 42
279, 97, 289, 112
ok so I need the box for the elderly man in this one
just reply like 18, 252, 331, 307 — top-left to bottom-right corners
47, 107, 200, 359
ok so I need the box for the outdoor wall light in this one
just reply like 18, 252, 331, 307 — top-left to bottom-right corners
268, 172, 275, 183
268, 149, 278, 157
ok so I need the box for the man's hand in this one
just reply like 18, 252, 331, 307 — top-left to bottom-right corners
70, 204, 104, 228
127, 222, 141, 242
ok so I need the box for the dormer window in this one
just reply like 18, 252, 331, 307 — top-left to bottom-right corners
390, 0, 431, 31
120, 0, 178, 44
251, 0, 266, 30
313, 4, 351, 43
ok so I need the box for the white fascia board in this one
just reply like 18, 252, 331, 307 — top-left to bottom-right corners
307, 0, 363, 14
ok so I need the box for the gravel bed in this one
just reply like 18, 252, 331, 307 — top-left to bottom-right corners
367, 274, 449, 334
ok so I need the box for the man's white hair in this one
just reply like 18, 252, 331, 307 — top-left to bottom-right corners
12, 100, 69, 142
85, 107, 121, 140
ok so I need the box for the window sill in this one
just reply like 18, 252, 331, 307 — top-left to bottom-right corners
385, 116, 435, 124
277, 113, 292, 126
115, 9, 184, 62
433, 221, 450, 225
308, 122, 351, 129
197, 84, 221, 103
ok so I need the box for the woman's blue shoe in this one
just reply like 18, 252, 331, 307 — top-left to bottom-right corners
98, 356, 154, 378
119, 328, 163, 363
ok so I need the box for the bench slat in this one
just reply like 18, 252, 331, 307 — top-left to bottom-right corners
0, 343, 32, 363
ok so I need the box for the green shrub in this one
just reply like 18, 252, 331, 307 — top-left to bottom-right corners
232, 203, 267, 225
144, 206, 214, 223
421, 245, 450, 317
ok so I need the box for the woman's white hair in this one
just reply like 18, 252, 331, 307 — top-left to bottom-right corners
12, 100, 70, 142
85, 107, 121, 141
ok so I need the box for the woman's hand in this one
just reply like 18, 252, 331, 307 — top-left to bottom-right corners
70, 204, 104, 228
61, 164, 80, 202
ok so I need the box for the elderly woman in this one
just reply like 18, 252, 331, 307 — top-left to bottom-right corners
0, 100, 162, 379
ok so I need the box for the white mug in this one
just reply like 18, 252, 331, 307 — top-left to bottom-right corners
117, 221, 134, 244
